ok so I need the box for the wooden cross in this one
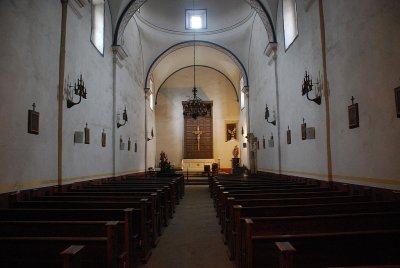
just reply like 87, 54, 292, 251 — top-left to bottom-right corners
192, 125, 204, 151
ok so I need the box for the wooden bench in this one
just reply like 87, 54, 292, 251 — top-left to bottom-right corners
240, 212, 400, 268
0, 220, 126, 268
10, 199, 152, 264
228, 200, 400, 261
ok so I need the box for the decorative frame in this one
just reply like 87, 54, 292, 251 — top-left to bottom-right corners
28, 108, 39, 135
101, 130, 106, 147
84, 123, 90, 144
395, 87, 400, 118
225, 122, 238, 141
348, 98, 359, 129
301, 120, 307, 140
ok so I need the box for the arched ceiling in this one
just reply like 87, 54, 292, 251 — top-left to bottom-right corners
108, 0, 279, 92
150, 44, 242, 97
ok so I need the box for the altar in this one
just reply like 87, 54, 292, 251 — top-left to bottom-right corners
181, 159, 215, 172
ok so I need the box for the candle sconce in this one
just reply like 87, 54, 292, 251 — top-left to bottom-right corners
117, 106, 128, 128
147, 128, 154, 141
302, 70, 322, 105
66, 74, 87, 108
265, 104, 276, 126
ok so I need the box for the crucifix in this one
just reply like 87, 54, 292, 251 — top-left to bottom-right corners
192, 125, 203, 151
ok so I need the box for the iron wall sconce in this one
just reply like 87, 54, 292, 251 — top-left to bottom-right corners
66, 74, 87, 108
147, 128, 154, 141
302, 70, 322, 105
117, 106, 128, 128
265, 104, 276, 126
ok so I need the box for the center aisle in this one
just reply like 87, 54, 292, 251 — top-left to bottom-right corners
139, 185, 233, 268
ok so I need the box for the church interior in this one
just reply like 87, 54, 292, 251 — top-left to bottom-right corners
1, 0, 400, 267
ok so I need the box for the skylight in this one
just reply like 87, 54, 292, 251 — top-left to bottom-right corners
186, 9, 207, 30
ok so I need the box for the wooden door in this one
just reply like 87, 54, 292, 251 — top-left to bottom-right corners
183, 102, 213, 159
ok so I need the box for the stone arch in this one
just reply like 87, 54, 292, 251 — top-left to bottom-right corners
144, 40, 249, 89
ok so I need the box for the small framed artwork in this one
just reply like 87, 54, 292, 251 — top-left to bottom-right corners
84, 123, 90, 144
395, 87, 400, 118
348, 97, 359, 129
226, 122, 237, 141
27, 103, 39, 135
101, 130, 106, 147
301, 120, 307, 140
262, 136, 266, 149
287, 128, 291, 144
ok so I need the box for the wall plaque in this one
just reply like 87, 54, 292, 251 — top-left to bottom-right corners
395, 87, 400, 118
306, 127, 316, 139
27, 103, 39, 135
74, 131, 83, 143
348, 96, 359, 129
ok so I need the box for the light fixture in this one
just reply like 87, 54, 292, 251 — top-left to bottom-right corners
117, 106, 128, 128
182, 5, 208, 120
265, 104, 276, 126
66, 74, 87, 108
302, 70, 322, 105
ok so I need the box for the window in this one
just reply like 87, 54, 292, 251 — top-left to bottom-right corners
186, 9, 207, 30
91, 0, 105, 55
240, 77, 245, 110
283, 0, 298, 50
149, 80, 154, 111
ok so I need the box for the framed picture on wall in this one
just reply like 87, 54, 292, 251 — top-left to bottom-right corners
225, 122, 237, 141
301, 122, 307, 140
348, 102, 359, 129
28, 109, 39, 135
395, 87, 400, 118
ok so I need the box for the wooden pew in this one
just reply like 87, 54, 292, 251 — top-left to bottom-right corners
0, 208, 137, 267
0, 243, 84, 268
58, 189, 170, 227
31, 194, 160, 244
0, 221, 126, 268
228, 200, 400, 261
240, 212, 400, 268
273, 232, 400, 268
10, 200, 152, 264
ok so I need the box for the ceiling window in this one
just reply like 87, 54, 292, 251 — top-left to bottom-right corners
186, 9, 207, 30
283, 0, 298, 50
91, 0, 105, 55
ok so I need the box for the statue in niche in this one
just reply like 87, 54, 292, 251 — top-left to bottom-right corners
232, 145, 239, 158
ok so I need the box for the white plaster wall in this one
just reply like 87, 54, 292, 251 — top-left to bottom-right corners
155, 67, 239, 169
275, 0, 327, 179
248, 15, 279, 173
62, 2, 114, 181
324, 0, 400, 189
0, 0, 61, 192
115, 18, 146, 175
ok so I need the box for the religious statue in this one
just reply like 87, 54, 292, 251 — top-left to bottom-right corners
232, 145, 239, 158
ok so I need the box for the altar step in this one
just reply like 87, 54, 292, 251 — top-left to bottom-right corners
185, 176, 209, 185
